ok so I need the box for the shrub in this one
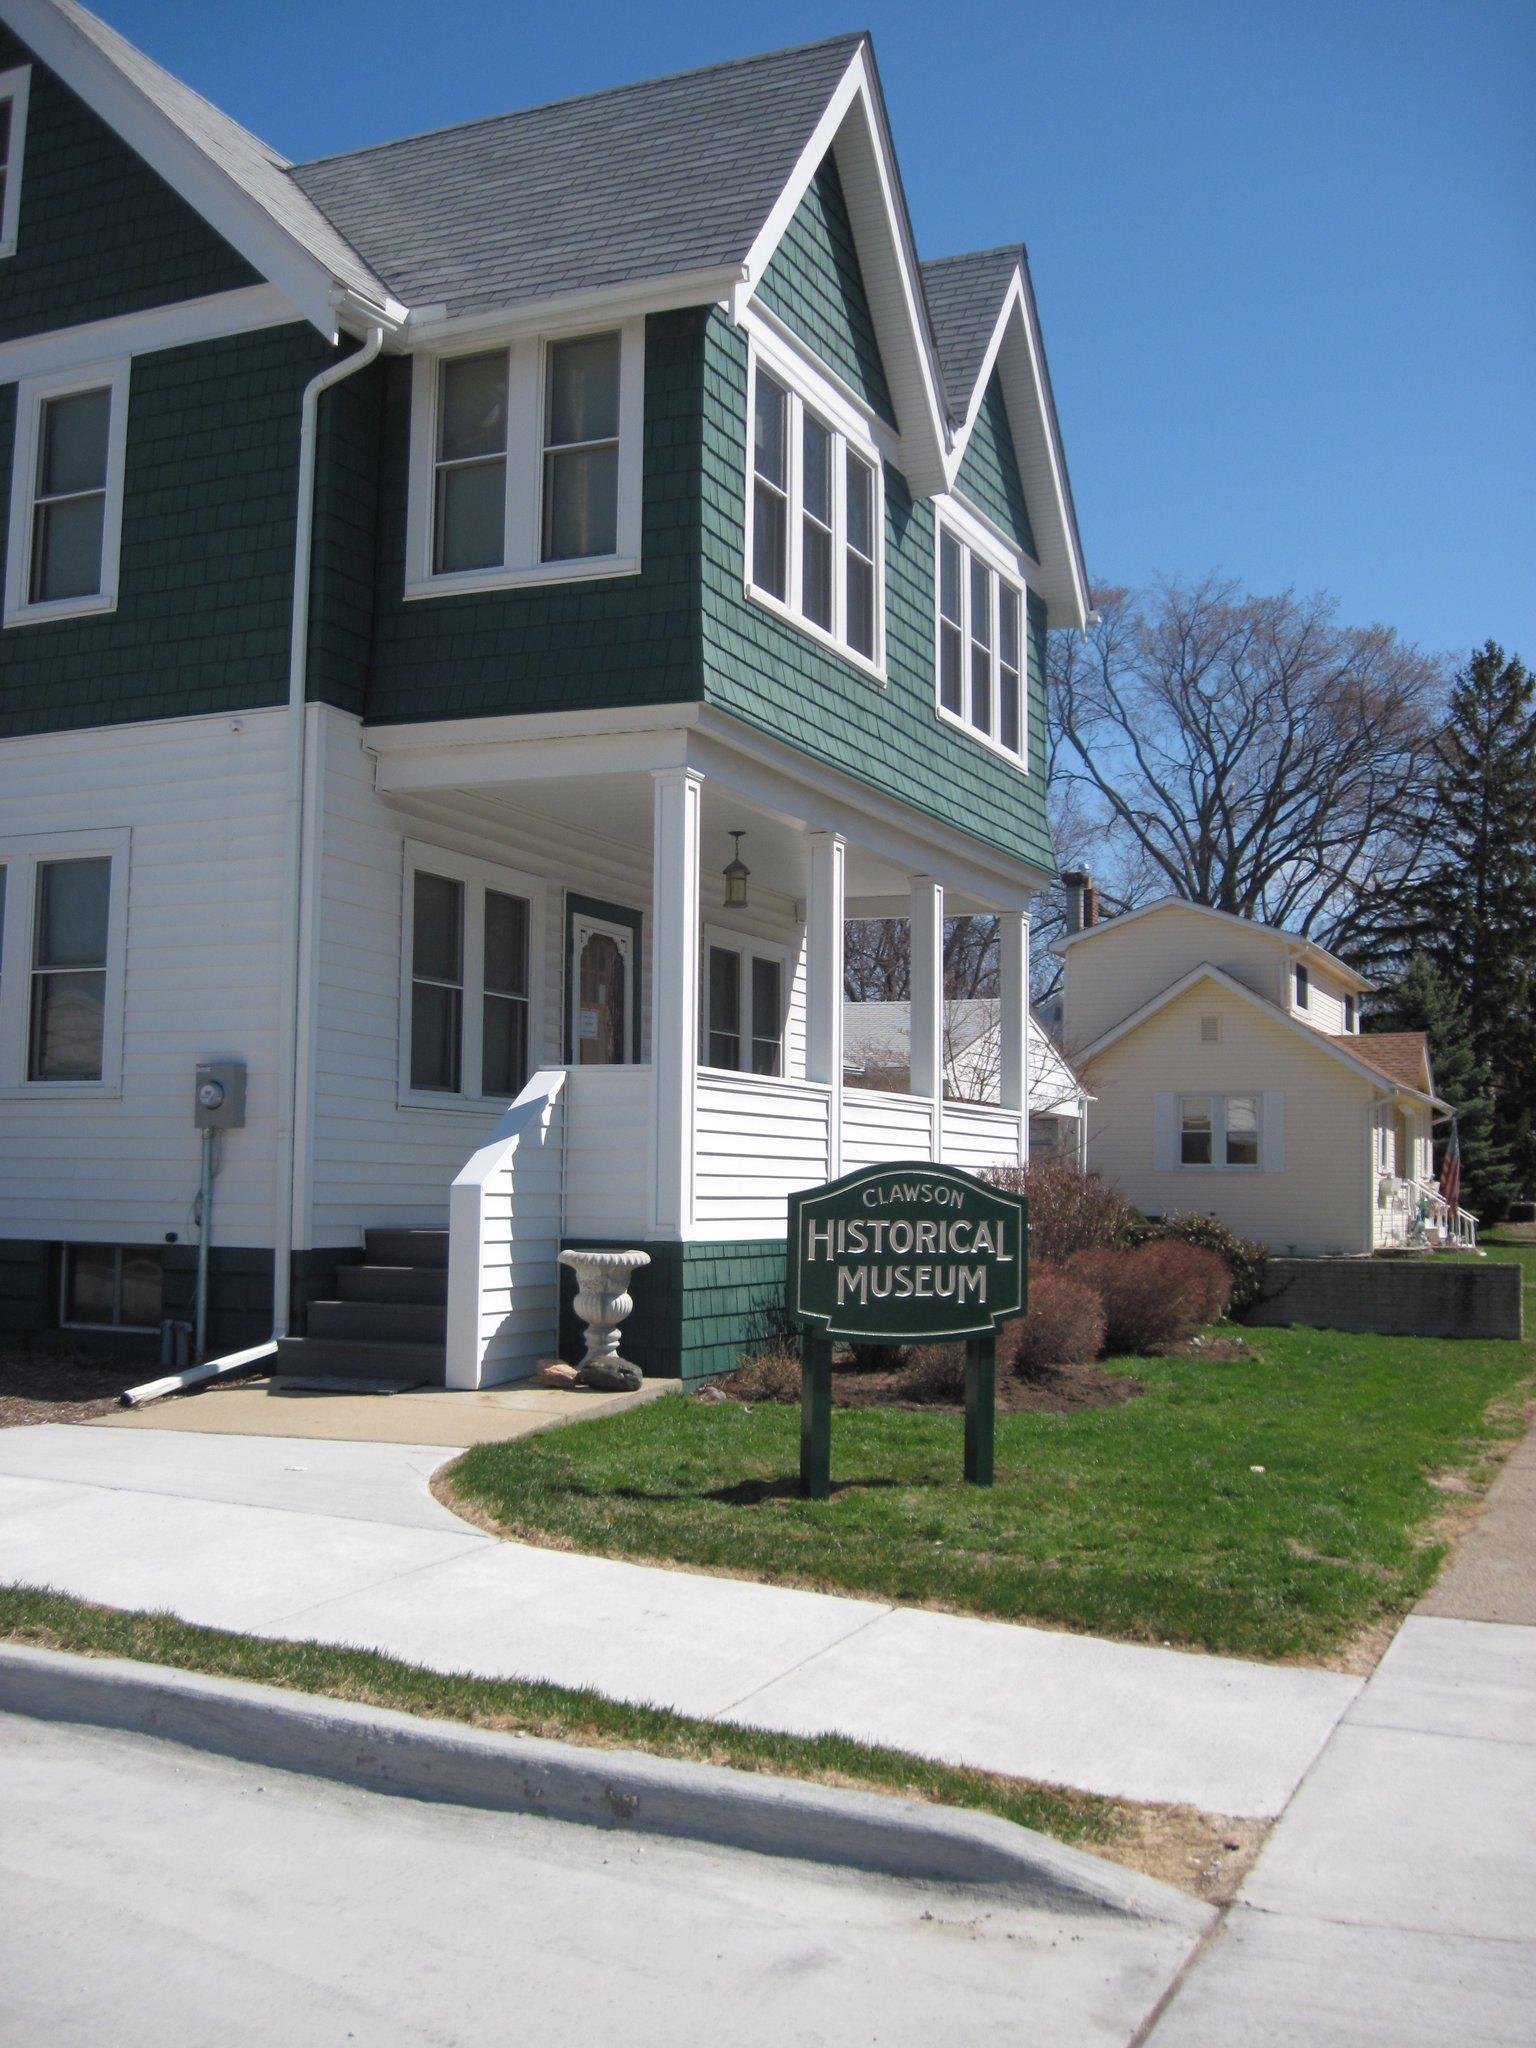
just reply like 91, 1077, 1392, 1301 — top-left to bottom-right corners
1066, 1241, 1224, 1353
718, 1345, 800, 1402
893, 1343, 967, 1402
999, 1265, 1107, 1378
983, 1158, 1139, 1264
1129, 1213, 1268, 1316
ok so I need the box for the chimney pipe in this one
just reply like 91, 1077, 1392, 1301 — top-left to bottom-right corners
1062, 870, 1095, 935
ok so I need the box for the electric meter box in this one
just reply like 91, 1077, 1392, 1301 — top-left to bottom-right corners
194, 1061, 247, 1130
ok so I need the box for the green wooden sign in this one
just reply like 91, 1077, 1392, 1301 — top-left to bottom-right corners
786, 1162, 1028, 1498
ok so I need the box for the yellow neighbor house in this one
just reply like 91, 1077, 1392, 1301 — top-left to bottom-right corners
1056, 896, 1474, 1256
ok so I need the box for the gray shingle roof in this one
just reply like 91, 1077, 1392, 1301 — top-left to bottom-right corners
288, 36, 865, 321
920, 245, 1022, 416
44, 0, 393, 309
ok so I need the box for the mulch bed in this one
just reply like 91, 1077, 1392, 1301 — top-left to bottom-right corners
833, 1358, 1144, 1414
0, 1343, 138, 1428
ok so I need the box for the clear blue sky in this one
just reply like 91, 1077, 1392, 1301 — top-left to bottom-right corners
100, 0, 1535, 668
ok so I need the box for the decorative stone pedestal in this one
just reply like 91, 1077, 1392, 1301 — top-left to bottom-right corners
558, 1249, 651, 1392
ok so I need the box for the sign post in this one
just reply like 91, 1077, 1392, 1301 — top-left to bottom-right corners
786, 1162, 1027, 1499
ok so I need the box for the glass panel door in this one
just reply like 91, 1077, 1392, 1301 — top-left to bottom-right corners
572, 916, 631, 1065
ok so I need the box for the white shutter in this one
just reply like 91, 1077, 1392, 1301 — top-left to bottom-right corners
1262, 1090, 1286, 1173
1153, 1091, 1178, 1171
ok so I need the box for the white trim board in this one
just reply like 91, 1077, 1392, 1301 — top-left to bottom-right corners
0, 285, 301, 385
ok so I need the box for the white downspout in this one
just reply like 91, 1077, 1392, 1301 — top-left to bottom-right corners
271, 324, 385, 1337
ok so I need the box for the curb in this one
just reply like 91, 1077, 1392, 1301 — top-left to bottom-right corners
0, 1643, 1207, 1928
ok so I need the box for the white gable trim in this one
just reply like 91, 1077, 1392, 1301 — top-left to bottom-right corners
1072, 961, 1441, 1107
1053, 894, 1375, 990
738, 43, 950, 497
0, 0, 406, 340
946, 267, 1088, 630
0, 283, 300, 382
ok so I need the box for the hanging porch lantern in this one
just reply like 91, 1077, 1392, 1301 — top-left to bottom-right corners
722, 830, 751, 909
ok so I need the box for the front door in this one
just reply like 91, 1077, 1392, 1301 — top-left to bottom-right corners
571, 914, 632, 1065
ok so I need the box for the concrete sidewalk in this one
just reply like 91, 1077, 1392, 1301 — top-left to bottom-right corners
1146, 1418, 1536, 2044
0, 1423, 1358, 1817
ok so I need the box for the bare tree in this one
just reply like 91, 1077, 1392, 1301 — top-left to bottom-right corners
844, 915, 1000, 1002
1051, 578, 1445, 952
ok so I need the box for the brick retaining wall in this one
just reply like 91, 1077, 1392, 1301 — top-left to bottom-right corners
1244, 1258, 1523, 1341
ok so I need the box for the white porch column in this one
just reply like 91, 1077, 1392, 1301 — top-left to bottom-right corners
650, 767, 703, 1236
910, 876, 944, 1161
998, 911, 1030, 1166
806, 831, 846, 1178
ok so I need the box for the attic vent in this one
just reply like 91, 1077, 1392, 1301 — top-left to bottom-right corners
1199, 1015, 1221, 1044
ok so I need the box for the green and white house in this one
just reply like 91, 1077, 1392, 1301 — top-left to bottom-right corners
0, 0, 1089, 1383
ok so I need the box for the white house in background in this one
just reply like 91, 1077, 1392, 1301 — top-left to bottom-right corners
1056, 897, 1475, 1255
842, 999, 1089, 1161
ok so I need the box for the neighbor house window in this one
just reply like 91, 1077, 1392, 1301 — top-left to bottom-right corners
63, 1244, 163, 1331
934, 521, 1029, 762
5, 361, 129, 626
0, 65, 31, 259
0, 834, 126, 1093
409, 322, 640, 595
746, 350, 884, 672
1179, 1092, 1263, 1169
402, 846, 540, 1105
702, 935, 786, 1077
1294, 963, 1310, 1010
1343, 993, 1356, 1031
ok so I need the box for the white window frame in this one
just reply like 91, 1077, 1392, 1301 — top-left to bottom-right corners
0, 828, 129, 1097
4, 357, 130, 628
404, 317, 644, 599
700, 926, 790, 1078
398, 841, 545, 1111
0, 64, 31, 260
1177, 1091, 1263, 1171
932, 504, 1030, 767
743, 334, 886, 682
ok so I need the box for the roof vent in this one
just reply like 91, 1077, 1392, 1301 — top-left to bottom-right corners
1200, 1015, 1220, 1043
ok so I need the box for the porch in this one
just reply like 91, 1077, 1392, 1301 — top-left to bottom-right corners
364, 710, 1043, 1388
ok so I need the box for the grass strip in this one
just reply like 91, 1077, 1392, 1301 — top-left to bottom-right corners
0, 1582, 1120, 1849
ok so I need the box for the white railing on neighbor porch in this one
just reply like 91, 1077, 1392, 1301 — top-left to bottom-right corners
1375, 1174, 1479, 1252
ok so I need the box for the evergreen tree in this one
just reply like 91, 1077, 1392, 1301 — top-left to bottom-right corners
1367, 953, 1518, 1218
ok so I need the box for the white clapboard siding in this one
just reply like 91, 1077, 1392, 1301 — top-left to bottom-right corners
694, 1073, 831, 1233
942, 1101, 1024, 1171
0, 709, 287, 1247
564, 1064, 651, 1239
841, 1086, 936, 1168
446, 1068, 567, 1388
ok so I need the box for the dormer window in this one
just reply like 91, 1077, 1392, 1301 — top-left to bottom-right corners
745, 345, 884, 677
1294, 963, 1310, 1010
1343, 992, 1356, 1032
0, 66, 31, 260
406, 320, 642, 598
935, 518, 1028, 764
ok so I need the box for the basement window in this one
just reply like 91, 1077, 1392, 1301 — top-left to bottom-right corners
0, 65, 30, 260
62, 1245, 163, 1332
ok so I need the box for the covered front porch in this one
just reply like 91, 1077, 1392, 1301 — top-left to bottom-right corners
367, 711, 1043, 1387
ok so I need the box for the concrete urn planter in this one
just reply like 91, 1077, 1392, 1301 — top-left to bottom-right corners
558, 1249, 651, 1392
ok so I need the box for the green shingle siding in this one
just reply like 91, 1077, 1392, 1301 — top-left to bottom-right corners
0, 29, 258, 343
954, 370, 1035, 557
756, 151, 895, 426
699, 312, 1054, 873
308, 352, 385, 718
360, 311, 704, 724
0, 323, 330, 739
559, 1236, 786, 1383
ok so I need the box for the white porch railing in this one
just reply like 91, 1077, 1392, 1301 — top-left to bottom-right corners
695, 1070, 832, 1231
842, 1084, 936, 1167
1375, 1174, 1479, 1252
943, 1100, 1026, 1173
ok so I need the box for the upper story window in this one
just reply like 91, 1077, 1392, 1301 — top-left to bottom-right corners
4, 360, 130, 628
406, 319, 642, 599
935, 520, 1027, 764
1343, 992, 1356, 1032
400, 843, 543, 1108
0, 65, 31, 260
746, 349, 884, 676
0, 831, 129, 1095
1294, 962, 1310, 1010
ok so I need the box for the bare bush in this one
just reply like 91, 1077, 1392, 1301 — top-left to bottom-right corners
1066, 1241, 1220, 1353
999, 1266, 1107, 1378
985, 1158, 1139, 1263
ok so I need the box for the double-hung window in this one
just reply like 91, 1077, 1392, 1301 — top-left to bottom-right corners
0, 832, 128, 1093
1179, 1093, 1261, 1169
702, 934, 786, 1077
402, 846, 541, 1106
5, 360, 129, 627
409, 320, 641, 596
746, 350, 883, 674
934, 520, 1029, 764
0, 65, 30, 259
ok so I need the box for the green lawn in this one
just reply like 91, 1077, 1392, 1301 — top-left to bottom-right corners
446, 1323, 1533, 1662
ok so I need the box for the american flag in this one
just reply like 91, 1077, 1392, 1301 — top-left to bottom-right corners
1439, 1118, 1462, 1213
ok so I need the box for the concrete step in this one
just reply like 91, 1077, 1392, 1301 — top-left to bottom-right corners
363, 1229, 449, 1270
335, 1264, 449, 1306
272, 1336, 444, 1386
307, 1300, 447, 1346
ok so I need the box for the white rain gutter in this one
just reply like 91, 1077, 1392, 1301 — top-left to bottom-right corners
271, 324, 385, 1337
